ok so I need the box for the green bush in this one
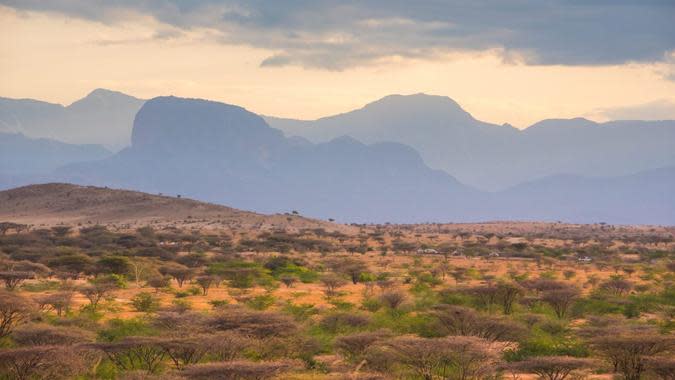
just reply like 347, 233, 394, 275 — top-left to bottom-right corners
131, 292, 160, 312
282, 302, 318, 321
245, 294, 276, 310
361, 297, 383, 312
98, 318, 156, 342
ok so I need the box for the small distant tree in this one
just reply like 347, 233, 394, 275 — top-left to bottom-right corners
12, 323, 94, 346
131, 292, 160, 312
51, 226, 72, 238
95, 256, 131, 276
160, 264, 194, 288
590, 330, 674, 380
0, 271, 34, 290
0, 290, 34, 338
368, 335, 500, 380
431, 305, 526, 342
207, 307, 298, 339
79, 277, 118, 310
0, 346, 90, 380
147, 276, 171, 293
335, 330, 391, 362
379, 290, 407, 311
321, 273, 347, 298
35, 291, 74, 317
541, 287, 580, 319
279, 275, 297, 288
450, 267, 468, 284
91, 337, 166, 373
506, 356, 597, 380
600, 278, 633, 296
195, 275, 218, 296
643, 356, 675, 380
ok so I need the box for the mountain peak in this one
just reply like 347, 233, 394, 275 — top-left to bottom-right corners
130, 96, 283, 152
365, 93, 465, 112
526, 117, 597, 131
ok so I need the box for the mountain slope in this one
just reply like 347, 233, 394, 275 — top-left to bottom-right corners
52, 96, 481, 223
0, 132, 111, 190
0, 89, 144, 150
266, 94, 675, 190
29, 95, 675, 225
0, 183, 349, 231
492, 167, 675, 225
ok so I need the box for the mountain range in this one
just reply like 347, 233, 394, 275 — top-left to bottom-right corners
0, 88, 144, 150
0, 90, 673, 224
266, 94, 675, 190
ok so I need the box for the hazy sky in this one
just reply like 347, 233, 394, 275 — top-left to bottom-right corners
1, 1, 675, 127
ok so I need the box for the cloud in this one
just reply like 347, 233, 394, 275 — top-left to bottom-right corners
595, 99, 675, 121
3, 0, 674, 70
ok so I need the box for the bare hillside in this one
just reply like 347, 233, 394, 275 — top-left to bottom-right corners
0, 183, 350, 232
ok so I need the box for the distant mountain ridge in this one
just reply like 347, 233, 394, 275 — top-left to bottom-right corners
0, 89, 144, 150
1, 91, 673, 224
41, 96, 675, 225
50, 96, 482, 223
0, 132, 111, 190
266, 94, 675, 190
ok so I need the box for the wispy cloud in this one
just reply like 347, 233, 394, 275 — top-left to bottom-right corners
592, 99, 675, 121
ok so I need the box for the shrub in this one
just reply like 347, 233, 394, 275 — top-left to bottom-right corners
131, 292, 160, 313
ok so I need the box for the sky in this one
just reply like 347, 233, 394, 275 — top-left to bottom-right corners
1, 1, 675, 128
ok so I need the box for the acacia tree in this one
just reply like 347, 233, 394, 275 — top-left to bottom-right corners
195, 275, 218, 296
643, 356, 675, 380
335, 330, 392, 362
321, 273, 347, 298
368, 335, 499, 380
431, 305, 526, 342
506, 356, 597, 380
146, 276, 171, 293
35, 291, 74, 317
496, 282, 524, 314
90, 337, 167, 373
159, 264, 194, 288
0, 271, 34, 290
12, 323, 94, 346
541, 287, 580, 319
79, 277, 118, 310
379, 290, 407, 311
590, 332, 674, 380
600, 278, 633, 296
0, 345, 91, 380
157, 332, 252, 369
0, 290, 34, 338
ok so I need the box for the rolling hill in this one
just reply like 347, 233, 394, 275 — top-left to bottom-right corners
0, 183, 350, 232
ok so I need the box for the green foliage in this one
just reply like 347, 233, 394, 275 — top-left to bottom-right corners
504, 327, 589, 361
329, 299, 355, 311
98, 318, 156, 342
361, 297, 383, 312
131, 292, 160, 312
207, 260, 274, 288
282, 302, 319, 321
20, 280, 61, 292
437, 288, 473, 306
209, 299, 229, 309
245, 294, 276, 310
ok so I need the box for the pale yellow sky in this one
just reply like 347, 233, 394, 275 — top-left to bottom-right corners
1, 6, 674, 128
